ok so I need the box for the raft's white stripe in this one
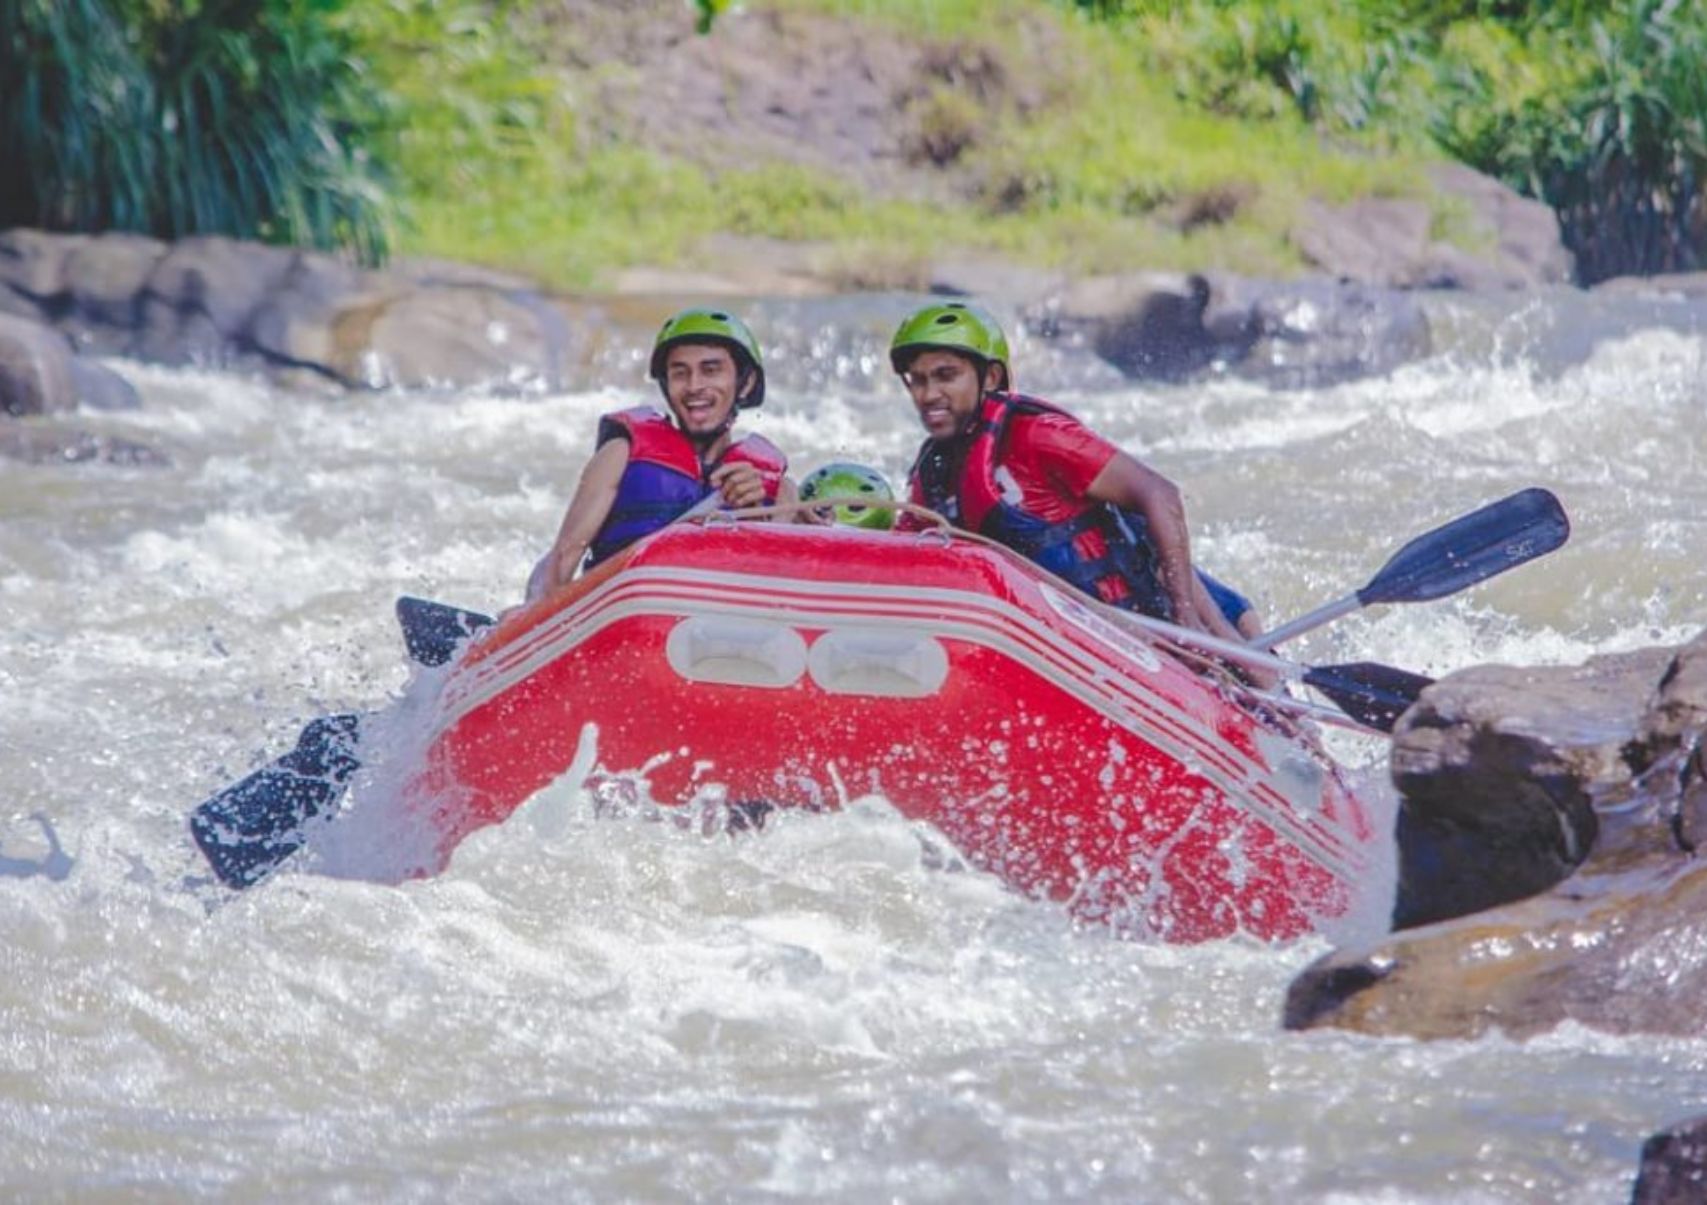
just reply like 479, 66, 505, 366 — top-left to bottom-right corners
461, 566, 1245, 777
455, 573, 1249, 785
433, 572, 1367, 876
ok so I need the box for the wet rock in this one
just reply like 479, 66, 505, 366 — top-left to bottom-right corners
1634, 1116, 1707, 1205
323, 285, 567, 391
0, 283, 46, 321
244, 252, 397, 373
0, 313, 76, 416
1206, 275, 1432, 387
136, 236, 298, 364
1285, 856, 1707, 1039
0, 422, 168, 467
0, 228, 86, 300
68, 357, 142, 412
1287, 631, 1707, 1040
1028, 272, 1216, 379
1389, 649, 1676, 929
64, 232, 168, 329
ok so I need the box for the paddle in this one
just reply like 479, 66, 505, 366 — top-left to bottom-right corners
1254, 488, 1569, 647
395, 596, 495, 667
189, 598, 497, 888
1109, 606, 1432, 733
189, 711, 363, 888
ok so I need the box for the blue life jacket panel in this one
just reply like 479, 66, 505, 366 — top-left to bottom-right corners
586, 407, 787, 569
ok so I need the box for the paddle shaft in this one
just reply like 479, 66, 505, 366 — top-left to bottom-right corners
1104, 605, 1314, 683
1253, 595, 1362, 648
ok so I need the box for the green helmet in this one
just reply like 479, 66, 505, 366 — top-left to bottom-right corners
889, 301, 1011, 386
649, 307, 766, 410
798, 462, 896, 531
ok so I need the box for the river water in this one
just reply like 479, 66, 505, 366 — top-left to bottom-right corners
2, 289, 1705, 1200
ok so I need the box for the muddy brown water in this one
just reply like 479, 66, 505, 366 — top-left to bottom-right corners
2, 292, 1704, 1199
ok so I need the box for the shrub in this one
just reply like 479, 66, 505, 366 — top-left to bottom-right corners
0, 0, 391, 259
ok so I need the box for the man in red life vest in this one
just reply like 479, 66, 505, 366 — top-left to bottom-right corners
528, 307, 797, 600
889, 301, 1263, 644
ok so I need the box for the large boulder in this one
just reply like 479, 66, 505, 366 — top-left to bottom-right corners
1289, 164, 1574, 290
244, 252, 399, 374
0, 228, 86, 301
1204, 274, 1432, 388
1025, 272, 1218, 379
137, 236, 298, 364
63, 232, 168, 330
68, 357, 142, 412
1427, 162, 1575, 289
1285, 630, 1707, 1040
321, 285, 569, 391
1388, 647, 1678, 928
0, 313, 76, 416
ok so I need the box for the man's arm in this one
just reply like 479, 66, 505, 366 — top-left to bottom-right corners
529, 439, 629, 600
1085, 451, 1239, 639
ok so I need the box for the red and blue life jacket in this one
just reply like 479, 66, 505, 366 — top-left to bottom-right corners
908, 392, 1177, 618
586, 407, 787, 569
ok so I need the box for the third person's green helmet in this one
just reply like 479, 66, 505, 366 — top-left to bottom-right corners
888, 301, 1011, 387
798, 462, 896, 531
650, 307, 767, 409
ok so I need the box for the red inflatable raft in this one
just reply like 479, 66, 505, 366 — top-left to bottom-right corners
401, 518, 1380, 943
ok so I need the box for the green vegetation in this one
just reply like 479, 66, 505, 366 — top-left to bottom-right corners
1091, 0, 1707, 281
0, 0, 390, 259
369, 0, 1426, 288
7, 0, 1705, 286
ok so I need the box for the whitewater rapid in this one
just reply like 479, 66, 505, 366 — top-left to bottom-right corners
2, 298, 1704, 1200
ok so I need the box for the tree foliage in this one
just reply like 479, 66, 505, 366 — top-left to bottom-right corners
1078, 0, 1707, 282
0, 0, 390, 259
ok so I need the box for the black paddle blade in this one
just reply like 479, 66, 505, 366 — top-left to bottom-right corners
189, 712, 363, 888
396, 597, 495, 667
1358, 488, 1569, 607
1302, 662, 1436, 733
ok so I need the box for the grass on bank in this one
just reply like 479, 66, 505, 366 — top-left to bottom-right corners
377, 0, 1434, 290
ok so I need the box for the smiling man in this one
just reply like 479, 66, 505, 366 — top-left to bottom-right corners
527, 307, 796, 600
889, 301, 1261, 645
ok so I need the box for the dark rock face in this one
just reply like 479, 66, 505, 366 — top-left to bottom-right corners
1387, 650, 1678, 928
1286, 631, 1707, 1040
1027, 273, 1215, 379
1205, 275, 1432, 388
1634, 1116, 1707, 1205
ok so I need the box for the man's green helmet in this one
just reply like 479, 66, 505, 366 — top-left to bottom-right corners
798, 462, 896, 531
889, 301, 1011, 385
649, 307, 766, 409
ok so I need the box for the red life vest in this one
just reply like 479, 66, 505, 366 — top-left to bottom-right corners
908, 393, 1174, 616
587, 406, 787, 568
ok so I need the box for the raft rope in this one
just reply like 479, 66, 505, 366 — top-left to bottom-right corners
676, 500, 1376, 737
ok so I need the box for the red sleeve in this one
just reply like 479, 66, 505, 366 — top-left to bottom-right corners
1016, 413, 1120, 498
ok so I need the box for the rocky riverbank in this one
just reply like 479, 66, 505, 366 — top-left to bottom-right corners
0, 162, 1570, 467
1287, 627, 1707, 1041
